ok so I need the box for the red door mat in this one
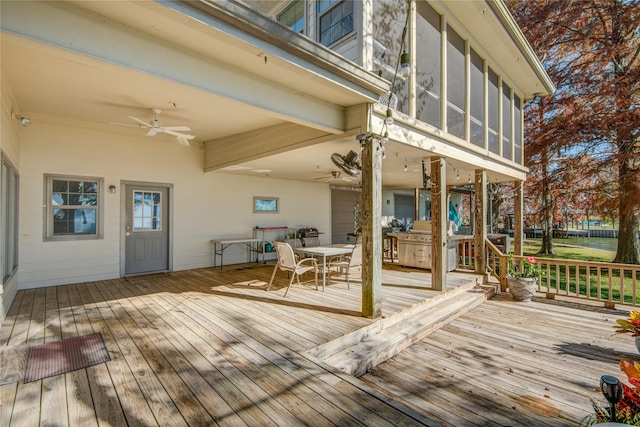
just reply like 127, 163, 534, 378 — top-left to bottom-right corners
24, 333, 111, 383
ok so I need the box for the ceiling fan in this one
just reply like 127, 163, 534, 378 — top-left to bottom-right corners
110, 108, 195, 146
314, 170, 354, 183
331, 150, 361, 177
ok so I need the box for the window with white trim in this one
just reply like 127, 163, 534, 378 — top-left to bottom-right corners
45, 175, 103, 240
318, 0, 354, 47
278, 0, 305, 34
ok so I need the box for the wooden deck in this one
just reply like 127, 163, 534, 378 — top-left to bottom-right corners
362, 294, 637, 426
0, 263, 632, 426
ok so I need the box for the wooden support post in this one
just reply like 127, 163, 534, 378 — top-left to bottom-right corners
361, 135, 383, 318
514, 179, 523, 256
430, 157, 446, 291
474, 170, 487, 279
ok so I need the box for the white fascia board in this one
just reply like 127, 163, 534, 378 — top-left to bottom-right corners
174, 0, 389, 97
372, 113, 527, 181
0, 1, 345, 133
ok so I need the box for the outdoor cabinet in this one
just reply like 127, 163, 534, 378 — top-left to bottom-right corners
398, 240, 432, 269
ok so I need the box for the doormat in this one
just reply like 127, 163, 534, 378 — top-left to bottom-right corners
24, 333, 110, 383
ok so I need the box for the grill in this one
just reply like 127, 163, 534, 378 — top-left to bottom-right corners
296, 227, 319, 238
395, 231, 432, 269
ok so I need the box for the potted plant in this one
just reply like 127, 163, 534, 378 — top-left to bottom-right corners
614, 310, 640, 354
506, 254, 540, 302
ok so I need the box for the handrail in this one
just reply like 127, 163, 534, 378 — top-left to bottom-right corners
485, 240, 507, 291
482, 242, 640, 308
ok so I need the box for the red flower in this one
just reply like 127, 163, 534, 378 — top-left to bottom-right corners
526, 256, 537, 263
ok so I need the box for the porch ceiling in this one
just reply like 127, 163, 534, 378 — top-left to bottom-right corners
1, 1, 521, 190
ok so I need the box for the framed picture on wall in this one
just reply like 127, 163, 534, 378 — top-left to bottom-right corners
253, 196, 279, 213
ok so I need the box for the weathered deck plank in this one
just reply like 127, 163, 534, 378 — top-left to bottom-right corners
361, 294, 631, 426
2, 265, 489, 426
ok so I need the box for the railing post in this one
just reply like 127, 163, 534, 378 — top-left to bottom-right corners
499, 252, 508, 292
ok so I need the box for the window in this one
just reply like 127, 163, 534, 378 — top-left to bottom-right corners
416, 1, 441, 128
470, 48, 485, 147
45, 175, 102, 240
488, 68, 500, 155
2, 157, 19, 281
133, 191, 162, 230
318, 0, 353, 47
278, 0, 305, 34
373, 0, 409, 115
502, 82, 512, 160
446, 28, 466, 139
514, 95, 522, 164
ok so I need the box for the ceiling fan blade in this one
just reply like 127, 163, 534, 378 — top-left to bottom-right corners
177, 136, 191, 146
162, 125, 191, 132
146, 128, 160, 136
161, 128, 194, 139
127, 116, 151, 127
109, 122, 143, 128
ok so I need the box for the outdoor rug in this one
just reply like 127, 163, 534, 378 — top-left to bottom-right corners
23, 333, 110, 383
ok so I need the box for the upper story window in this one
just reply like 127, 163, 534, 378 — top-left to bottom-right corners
470, 48, 485, 148
373, 0, 409, 115
415, 1, 441, 128
502, 82, 513, 160
446, 28, 466, 139
514, 95, 522, 163
45, 175, 103, 241
488, 68, 500, 155
318, 0, 354, 47
278, 0, 305, 34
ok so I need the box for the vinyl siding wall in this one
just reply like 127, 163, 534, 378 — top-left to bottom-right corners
17, 114, 331, 290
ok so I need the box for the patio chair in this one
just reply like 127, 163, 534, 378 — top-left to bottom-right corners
267, 241, 319, 298
301, 236, 320, 247
327, 242, 362, 289
284, 238, 303, 249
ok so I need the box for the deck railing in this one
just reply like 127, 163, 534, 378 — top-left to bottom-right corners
479, 239, 640, 308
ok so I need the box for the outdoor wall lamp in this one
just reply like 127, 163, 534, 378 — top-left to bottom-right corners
12, 112, 31, 127
108, 185, 117, 193
399, 51, 411, 78
385, 108, 394, 126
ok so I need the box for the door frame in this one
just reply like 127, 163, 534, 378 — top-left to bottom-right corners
119, 180, 174, 277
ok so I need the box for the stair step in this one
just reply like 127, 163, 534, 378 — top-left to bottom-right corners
306, 281, 494, 377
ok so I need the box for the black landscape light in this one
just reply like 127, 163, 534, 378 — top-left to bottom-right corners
600, 375, 623, 422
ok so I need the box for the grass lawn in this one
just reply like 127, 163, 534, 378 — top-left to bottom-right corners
523, 239, 616, 263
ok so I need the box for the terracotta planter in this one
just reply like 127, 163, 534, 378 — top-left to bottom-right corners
507, 276, 537, 302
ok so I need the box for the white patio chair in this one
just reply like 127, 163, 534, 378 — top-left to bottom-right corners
327, 243, 362, 289
267, 241, 318, 298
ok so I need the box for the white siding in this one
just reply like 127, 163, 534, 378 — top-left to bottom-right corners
17, 114, 331, 289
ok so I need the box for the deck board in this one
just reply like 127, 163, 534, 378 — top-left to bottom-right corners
6, 264, 583, 427
361, 294, 632, 426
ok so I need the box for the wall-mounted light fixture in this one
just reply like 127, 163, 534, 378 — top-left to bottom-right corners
399, 51, 411, 78
109, 185, 117, 193
11, 112, 31, 127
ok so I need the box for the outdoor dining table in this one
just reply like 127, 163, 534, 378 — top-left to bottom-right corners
293, 244, 355, 291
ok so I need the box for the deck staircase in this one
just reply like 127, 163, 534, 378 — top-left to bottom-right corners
305, 278, 497, 377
